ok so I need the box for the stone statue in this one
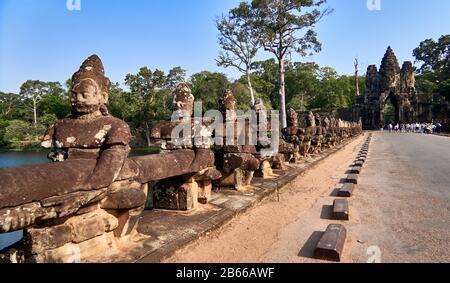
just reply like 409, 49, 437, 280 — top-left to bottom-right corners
287, 108, 298, 128
173, 82, 195, 119
218, 89, 237, 122
41, 55, 132, 189
306, 111, 316, 127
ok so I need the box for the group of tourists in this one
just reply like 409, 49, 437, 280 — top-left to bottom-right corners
382, 122, 443, 134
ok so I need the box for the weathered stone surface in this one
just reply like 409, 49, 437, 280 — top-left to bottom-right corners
0, 159, 96, 208
345, 174, 359, 185
220, 169, 244, 190
197, 180, 212, 204
67, 212, 106, 243
173, 83, 195, 119
0, 203, 57, 233
219, 89, 237, 122
222, 153, 260, 174
353, 47, 446, 130
101, 187, 146, 210
332, 199, 349, 221
35, 232, 116, 263
24, 224, 73, 254
354, 161, 364, 167
270, 154, 286, 170
194, 168, 222, 182
41, 189, 107, 218
133, 149, 214, 183
349, 166, 362, 175
153, 179, 199, 211
314, 224, 347, 262
254, 160, 273, 178
338, 183, 355, 197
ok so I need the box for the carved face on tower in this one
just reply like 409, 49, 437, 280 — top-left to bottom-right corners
71, 55, 110, 117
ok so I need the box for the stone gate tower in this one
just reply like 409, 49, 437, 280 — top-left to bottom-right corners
355, 47, 421, 129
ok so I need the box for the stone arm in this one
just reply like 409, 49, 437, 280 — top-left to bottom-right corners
41, 124, 66, 162
84, 144, 130, 190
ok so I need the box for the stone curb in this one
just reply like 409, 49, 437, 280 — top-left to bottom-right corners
314, 224, 347, 262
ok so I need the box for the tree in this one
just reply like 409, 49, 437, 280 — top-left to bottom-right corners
413, 35, 450, 100
19, 80, 64, 126
413, 35, 450, 74
39, 91, 71, 119
3, 120, 32, 147
189, 71, 231, 111
125, 67, 172, 146
251, 0, 332, 128
354, 57, 360, 97
216, 2, 261, 106
165, 67, 187, 89
0, 92, 22, 119
246, 58, 279, 109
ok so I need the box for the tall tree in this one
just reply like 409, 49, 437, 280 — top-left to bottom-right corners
251, 0, 332, 128
414, 35, 450, 99
0, 92, 21, 119
19, 80, 64, 126
216, 2, 261, 106
190, 71, 230, 111
165, 67, 187, 89
354, 57, 360, 97
413, 35, 450, 74
125, 67, 170, 146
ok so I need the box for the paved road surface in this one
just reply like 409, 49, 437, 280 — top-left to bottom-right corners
347, 132, 450, 263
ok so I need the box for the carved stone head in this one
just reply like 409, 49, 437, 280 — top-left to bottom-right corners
287, 108, 298, 128
306, 111, 316, 127
218, 89, 237, 121
172, 83, 194, 118
323, 116, 331, 128
71, 55, 110, 117
314, 113, 322, 127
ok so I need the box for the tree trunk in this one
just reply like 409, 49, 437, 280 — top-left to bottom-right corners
246, 70, 255, 106
144, 121, 151, 147
354, 58, 360, 97
278, 58, 287, 129
33, 99, 37, 127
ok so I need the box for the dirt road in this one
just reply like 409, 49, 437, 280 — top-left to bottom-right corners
164, 135, 366, 263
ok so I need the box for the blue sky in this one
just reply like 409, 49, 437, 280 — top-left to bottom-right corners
1, 0, 449, 93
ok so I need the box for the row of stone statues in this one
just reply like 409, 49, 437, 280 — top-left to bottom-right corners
0, 55, 362, 263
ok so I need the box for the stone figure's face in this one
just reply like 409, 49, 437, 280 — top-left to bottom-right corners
71, 79, 105, 114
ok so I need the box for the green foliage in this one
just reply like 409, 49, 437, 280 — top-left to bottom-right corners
4, 120, 31, 147
414, 35, 450, 100
39, 92, 71, 119
19, 80, 65, 124
39, 113, 58, 127
230, 82, 253, 112
413, 35, 450, 74
0, 118, 9, 146
244, 59, 364, 111
248, 58, 279, 108
190, 71, 231, 111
